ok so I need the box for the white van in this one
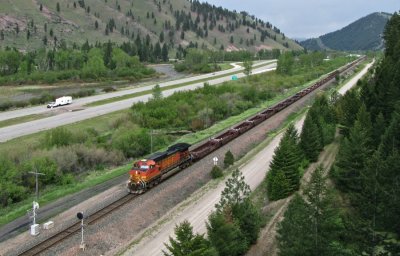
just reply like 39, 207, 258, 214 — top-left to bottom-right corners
47, 96, 72, 108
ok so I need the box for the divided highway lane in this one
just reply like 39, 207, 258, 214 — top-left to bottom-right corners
0, 61, 273, 122
0, 63, 277, 142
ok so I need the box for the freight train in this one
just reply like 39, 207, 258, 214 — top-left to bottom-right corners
127, 57, 365, 194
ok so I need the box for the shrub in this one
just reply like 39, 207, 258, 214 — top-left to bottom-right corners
43, 127, 73, 148
0, 101, 13, 111
111, 127, 150, 158
72, 89, 95, 98
39, 92, 53, 104
60, 173, 75, 185
174, 62, 187, 72
103, 86, 117, 92
49, 146, 79, 173
224, 150, 235, 168
211, 165, 223, 179
14, 100, 29, 108
29, 97, 41, 106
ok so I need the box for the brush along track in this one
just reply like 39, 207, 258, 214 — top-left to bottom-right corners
16, 57, 364, 256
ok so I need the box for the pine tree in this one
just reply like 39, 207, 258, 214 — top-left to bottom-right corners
267, 123, 303, 200
267, 170, 290, 200
56, 2, 60, 12
223, 150, 234, 168
207, 212, 248, 256
300, 114, 322, 162
164, 220, 217, 256
161, 43, 168, 62
159, 31, 164, 43
277, 194, 314, 255
333, 106, 373, 193
103, 40, 113, 68
231, 199, 261, 244
216, 169, 250, 210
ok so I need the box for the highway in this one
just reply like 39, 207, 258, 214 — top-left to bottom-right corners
0, 61, 276, 142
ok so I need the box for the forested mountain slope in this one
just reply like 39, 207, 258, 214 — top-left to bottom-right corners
301, 12, 391, 51
0, 0, 301, 51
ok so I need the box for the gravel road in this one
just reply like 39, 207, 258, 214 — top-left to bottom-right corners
338, 60, 375, 95
0, 62, 276, 142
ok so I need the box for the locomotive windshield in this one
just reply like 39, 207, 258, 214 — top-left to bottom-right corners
139, 165, 149, 171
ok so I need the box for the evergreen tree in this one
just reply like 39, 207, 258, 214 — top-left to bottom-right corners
161, 43, 168, 62
56, 2, 60, 12
300, 114, 322, 162
278, 167, 349, 256
154, 42, 162, 61
216, 169, 250, 210
231, 199, 261, 244
163, 220, 217, 256
267, 170, 290, 200
207, 212, 248, 256
267, 123, 303, 200
336, 89, 361, 136
159, 31, 165, 43
277, 194, 314, 255
223, 150, 234, 168
103, 40, 113, 68
334, 105, 373, 193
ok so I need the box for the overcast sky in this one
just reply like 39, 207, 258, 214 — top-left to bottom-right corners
201, 0, 400, 39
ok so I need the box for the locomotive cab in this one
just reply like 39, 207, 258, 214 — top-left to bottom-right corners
128, 159, 161, 193
127, 143, 192, 194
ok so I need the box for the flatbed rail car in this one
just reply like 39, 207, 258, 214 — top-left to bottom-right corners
128, 143, 191, 193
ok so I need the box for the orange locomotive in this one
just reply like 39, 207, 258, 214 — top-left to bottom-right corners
127, 143, 191, 194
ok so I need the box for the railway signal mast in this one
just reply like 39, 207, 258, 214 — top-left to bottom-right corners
77, 212, 86, 250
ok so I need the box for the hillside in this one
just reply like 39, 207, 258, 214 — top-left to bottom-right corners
301, 12, 391, 51
0, 0, 301, 52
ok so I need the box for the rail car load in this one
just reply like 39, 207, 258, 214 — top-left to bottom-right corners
128, 143, 191, 193
126, 57, 365, 195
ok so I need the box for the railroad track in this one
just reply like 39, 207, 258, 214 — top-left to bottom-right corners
16, 57, 365, 256
18, 193, 137, 256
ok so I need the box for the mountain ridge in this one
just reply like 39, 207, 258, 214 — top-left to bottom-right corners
301, 12, 391, 51
0, 0, 302, 52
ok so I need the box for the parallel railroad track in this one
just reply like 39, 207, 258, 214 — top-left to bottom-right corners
16, 57, 365, 256
18, 194, 137, 256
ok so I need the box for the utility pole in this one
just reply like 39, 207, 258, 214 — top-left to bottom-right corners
29, 169, 45, 201
28, 169, 44, 236
150, 129, 154, 154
